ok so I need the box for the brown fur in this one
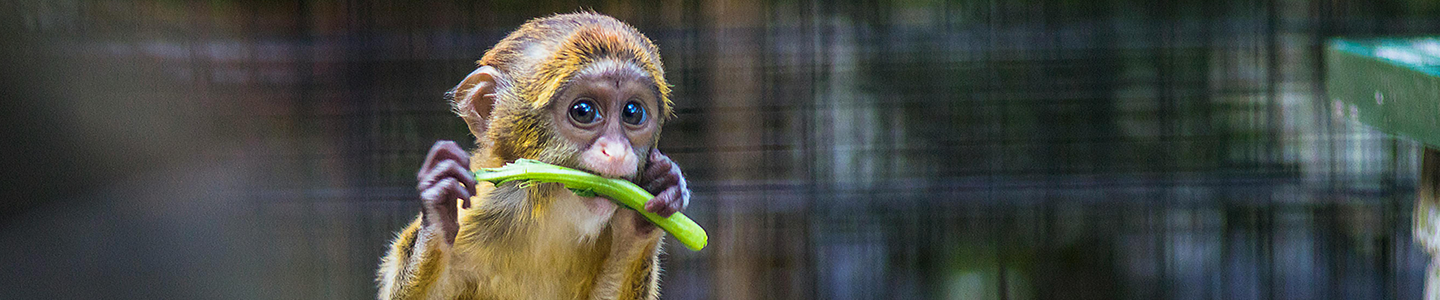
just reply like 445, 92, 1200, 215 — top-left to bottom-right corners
377, 12, 671, 300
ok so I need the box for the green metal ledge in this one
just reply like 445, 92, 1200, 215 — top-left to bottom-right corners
1326, 38, 1440, 148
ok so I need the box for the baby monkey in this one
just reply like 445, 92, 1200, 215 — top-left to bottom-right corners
377, 13, 691, 300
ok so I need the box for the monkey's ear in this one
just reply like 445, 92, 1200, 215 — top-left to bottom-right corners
453, 66, 502, 135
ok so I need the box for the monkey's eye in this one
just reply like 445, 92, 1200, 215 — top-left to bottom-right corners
621, 101, 646, 125
569, 100, 599, 124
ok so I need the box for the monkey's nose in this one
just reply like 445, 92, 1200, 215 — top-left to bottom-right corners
584, 137, 638, 178
599, 144, 614, 157
597, 139, 624, 160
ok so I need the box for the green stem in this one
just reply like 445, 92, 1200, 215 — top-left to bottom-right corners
475, 159, 708, 251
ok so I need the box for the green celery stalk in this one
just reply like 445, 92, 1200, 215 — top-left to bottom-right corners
474, 159, 708, 251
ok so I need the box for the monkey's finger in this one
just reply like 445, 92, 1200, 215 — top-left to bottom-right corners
644, 152, 674, 178
669, 185, 689, 213
675, 185, 690, 212
649, 148, 671, 164
644, 196, 665, 214
645, 148, 671, 166
424, 159, 478, 195
643, 163, 670, 184
417, 177, 436, 192
646, 187, 685, 217
419, 141, 469, 179
421, 178, 455, 207
426, 178, 472, 207
416, 160, 470, 192
670, 160, 688, 213
643, 171, 679, 194
646, 187, 682, 216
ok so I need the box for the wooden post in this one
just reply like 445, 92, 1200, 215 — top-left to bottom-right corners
1417, 148, 1440, 299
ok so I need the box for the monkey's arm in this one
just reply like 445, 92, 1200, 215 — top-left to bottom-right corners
376, 215, 454, 300
377, 141, 477, 299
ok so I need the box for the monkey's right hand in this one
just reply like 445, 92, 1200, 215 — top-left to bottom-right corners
416, 140, 477, 245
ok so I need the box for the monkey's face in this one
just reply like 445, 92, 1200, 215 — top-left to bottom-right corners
549, 59, 661, 180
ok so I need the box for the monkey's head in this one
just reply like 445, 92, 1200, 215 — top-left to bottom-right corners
447, 13, 671, 222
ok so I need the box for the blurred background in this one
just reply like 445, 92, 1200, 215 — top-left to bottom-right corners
2, 0, 1439, 299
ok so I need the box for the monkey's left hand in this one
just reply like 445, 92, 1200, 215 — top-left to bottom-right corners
624, 148, 690, 234
638, 148, 690, 217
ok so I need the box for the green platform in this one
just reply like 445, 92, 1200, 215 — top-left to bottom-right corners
1326, 38, 1440, 148
1334, 38, 1440, 297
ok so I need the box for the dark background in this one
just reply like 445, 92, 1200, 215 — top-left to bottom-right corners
2, 0, 1438, 299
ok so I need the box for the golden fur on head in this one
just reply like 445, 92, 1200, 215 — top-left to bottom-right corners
477, 12, 672, 116
452, 12, 673, 169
